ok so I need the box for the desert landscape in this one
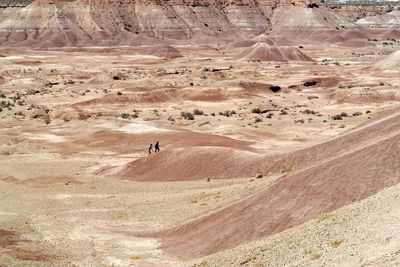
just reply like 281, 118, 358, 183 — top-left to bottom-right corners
0, 0, 400, 266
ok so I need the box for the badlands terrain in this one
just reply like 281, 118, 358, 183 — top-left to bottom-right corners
1, 0, 400, 266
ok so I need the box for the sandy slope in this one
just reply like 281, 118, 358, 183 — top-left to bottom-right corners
151, 109, 400, 259
195, 180, 400, 267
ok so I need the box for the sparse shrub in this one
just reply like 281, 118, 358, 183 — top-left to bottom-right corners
280, 110, 288, 115
14, 111, 24, 117
131, 112, 139, 119
0, 93, 5, 98
254, 117, 262, 123
302, 109, 316, 115
294, 119, 304, 124
210, 112, 216, 116
329, 239, 343, 248
280, 164, 293, 173
181, 111, 194, 120
309, 252, 322, 260
219, 110, 236, 117
193, 109, 204, 115
317, 212, 335, 222
17, 100, 26, 106
251, 107, 262, 114
304, 81, 318, 87
0, 100, 13, 110
340, 112, 348, 117
26, 89, 40, 95
331, 114, 342, 120
44, 115, 51, 125
121, 113, 130, 119
266, 113, 273, 119
352, 112, 362, 117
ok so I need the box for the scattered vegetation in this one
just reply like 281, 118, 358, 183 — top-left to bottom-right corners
331, 114, 343, 120
317, 211, 336, 222
114, 211, 126, 219
43, 115, 51, 125
193, 109, 205, 115
120, 113, 131, 119
219, 110, 236, 117
25, 88, 40, 95
294, 119, 304, 124
309, 251, 322, 260
181, 111, 195, 120
280, 164, 293, 173
329, 239, 343, 248
120, 110, 139, 119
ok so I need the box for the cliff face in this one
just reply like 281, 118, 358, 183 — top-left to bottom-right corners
0, 0, 397, 47
0, 0, 321, 46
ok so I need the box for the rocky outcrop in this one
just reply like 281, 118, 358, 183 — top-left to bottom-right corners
0, 0, 397, 47
0, 0, 344, 47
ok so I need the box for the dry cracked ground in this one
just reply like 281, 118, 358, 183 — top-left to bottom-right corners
0, 41, 400, 267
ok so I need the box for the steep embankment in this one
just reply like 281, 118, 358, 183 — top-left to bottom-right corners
148, 109, 400, 259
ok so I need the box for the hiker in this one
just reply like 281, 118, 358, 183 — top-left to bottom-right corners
155, 141, 160, 153
148, 144, 153, 155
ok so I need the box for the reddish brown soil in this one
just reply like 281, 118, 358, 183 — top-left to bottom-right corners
138, 110, 400, 258
13, 60, 43, 66
73, 129, 256, 156
327, 90, 399, 104
74, 86, 264, 106
238, 81, 275, 92
0, 229, 49, 262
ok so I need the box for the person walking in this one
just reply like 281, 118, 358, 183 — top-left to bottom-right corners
154, 141, 160, 153
148, 144, 153, 155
